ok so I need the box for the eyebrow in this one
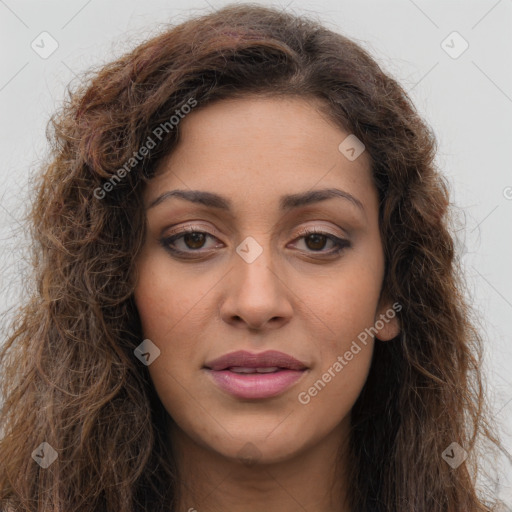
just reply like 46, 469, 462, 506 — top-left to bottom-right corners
147, 187, 365, 214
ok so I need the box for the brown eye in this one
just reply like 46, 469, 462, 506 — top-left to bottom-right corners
182, 232, 207, 249
304, 233, 329, 251
160, 228, 222, 256
291, 229, 350, 256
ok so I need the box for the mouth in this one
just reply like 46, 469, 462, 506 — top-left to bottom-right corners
203, 350, 308, 400
223, 366, 287, 374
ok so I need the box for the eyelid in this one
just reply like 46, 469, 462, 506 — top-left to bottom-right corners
163, 222, 347, 243
166, 221, 348, 238
165, 222, 222, 238
293, 223, 347, 240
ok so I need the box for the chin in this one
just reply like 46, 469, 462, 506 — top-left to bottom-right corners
218, 436, 306, 466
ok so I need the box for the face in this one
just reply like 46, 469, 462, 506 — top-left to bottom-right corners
133, 96, 400, 466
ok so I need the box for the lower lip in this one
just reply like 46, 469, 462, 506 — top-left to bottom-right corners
204, 368, 307, 399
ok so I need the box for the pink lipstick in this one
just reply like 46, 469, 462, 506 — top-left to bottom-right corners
203, 350, 308, 399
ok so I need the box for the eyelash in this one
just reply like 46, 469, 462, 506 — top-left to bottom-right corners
159, 225, 351, 258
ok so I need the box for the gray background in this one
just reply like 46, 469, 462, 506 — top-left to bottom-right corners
1, 0, 511, 505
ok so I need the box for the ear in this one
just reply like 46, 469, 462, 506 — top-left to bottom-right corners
373, 292, 401, 342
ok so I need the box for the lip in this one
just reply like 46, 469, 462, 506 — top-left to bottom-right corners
203, 350, 308, 400
204, 350, 308, 371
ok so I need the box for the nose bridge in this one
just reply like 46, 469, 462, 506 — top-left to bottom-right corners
219, 233, 292, 329
234, 234, 281, 296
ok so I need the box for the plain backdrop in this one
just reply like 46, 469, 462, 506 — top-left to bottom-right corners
0, 0, 511, 505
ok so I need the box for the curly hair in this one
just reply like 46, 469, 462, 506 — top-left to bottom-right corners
0, 3, 506, 511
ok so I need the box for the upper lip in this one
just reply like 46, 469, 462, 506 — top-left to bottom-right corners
204, 350, 308, 371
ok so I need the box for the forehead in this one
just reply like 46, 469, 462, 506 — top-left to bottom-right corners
144, 96, 376, 216
158, 95, 367, 166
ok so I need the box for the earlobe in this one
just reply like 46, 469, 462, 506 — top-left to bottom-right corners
374, 299, 402, 342
375, 314, 400, 341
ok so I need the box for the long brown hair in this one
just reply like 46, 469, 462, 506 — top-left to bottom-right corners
0, 3, 507, 511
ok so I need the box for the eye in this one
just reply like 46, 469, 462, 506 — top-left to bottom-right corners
159, 226, 351, 258
289, 228, 351, 256
160, 226, 222, 256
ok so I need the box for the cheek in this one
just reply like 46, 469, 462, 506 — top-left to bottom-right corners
294, 347, 372, 445
132, 255, 202, 403
300, 261, 383, 347
133, 250, 208, 341
292, 259, 382, 408
132, 259, 205, 429
294, 273, 378, 425
133, 250, 222, 383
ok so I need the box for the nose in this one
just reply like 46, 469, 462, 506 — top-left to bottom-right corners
219, 240, 293, 331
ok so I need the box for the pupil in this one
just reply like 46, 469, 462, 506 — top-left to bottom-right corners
307, 234, 326, 251
184, 232, 205, 249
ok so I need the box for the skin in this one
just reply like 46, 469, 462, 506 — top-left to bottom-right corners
133, 95, 400, 512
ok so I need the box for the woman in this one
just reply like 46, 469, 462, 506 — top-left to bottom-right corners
0, 3, 506, 511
